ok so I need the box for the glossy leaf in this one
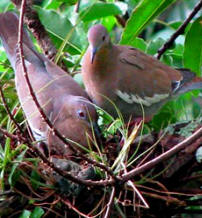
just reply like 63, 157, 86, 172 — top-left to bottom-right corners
146, 37, 165, 55
19, 210, 31, 218
80, 2, 122, 22
130, 37, 147, 51
30, 207, 44, 218
184, 17, 202, 76
120, 0, 177, 45
0, 0, 13, 12
36, 7, 81, 55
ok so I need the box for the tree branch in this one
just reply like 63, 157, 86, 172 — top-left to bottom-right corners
121, 127, 202, 182
0, 126, 20, 140
157, 0, 202, 59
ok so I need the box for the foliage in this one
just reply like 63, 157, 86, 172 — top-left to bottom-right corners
0, 0, 201, 217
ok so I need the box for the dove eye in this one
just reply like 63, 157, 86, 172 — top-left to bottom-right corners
102, 36, 106, 41
77, 110, 86, 119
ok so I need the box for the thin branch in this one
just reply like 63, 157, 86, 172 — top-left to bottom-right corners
0, 126, 19, 140
127, 180, 149, 209
142, 191, 186, 206
104, 187, 116, 218
78, 155, 116, 180
75, 0, 81, 13
61, 197, 93, 218
121, 127, 202, 182
157, 0, 202, 59
115, 15, 126, 28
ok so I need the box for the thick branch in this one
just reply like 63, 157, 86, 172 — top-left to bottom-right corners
122, 127, 202, 181
157, 0, 202, 59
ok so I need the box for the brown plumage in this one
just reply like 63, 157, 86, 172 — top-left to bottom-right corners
82, 24, 202, 122
0, 12, 99, 157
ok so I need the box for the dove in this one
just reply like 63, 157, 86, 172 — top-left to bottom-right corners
0, 12, 99, 157
82, 24, 202, 123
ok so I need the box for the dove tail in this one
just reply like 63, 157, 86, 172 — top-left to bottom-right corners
176, 77, 202, 94
174, 69, 202, 95
0, 12, 34, 68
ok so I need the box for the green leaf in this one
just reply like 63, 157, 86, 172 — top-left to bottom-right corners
43, 0, 62, 9
36, 7, 81, 55
162, 54, 173, 66
166, 44, 184, 68
120, 0, 177, 45
19, 210, 31, 218
146, 37, 165, 55
80, 2, 122, 22
0, 0, 13, 12
101, 16, 116, 31
31, 170, 41, 190
184, 17, 202, 76
57, 0, 77, 5
30, 207, 44, 218
130, 37, 147, 51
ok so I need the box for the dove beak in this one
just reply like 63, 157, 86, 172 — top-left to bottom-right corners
91, 47, 97, 64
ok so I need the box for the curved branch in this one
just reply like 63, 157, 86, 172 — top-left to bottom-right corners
121, 127, 202, 182
0, 126, 20, 140
157, 0, 202, 59
17, 0, 116, 187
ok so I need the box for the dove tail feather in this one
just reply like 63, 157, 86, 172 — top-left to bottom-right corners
175, 76, 202, 95
0, 12, 34, 68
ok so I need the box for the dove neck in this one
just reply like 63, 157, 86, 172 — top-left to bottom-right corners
92, 43, 115, 72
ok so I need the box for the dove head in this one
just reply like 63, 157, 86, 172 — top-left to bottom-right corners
87, 24, 111, 63
68, 96, 98, 124
53, 96, 100, 153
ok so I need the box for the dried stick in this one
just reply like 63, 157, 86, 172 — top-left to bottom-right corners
127, 180, 149, 209
157, 0, 202, 59
142, 191, 186, 206
103, 187, 116, 218
61, 198, 91, 218
121, 127, 202, 182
